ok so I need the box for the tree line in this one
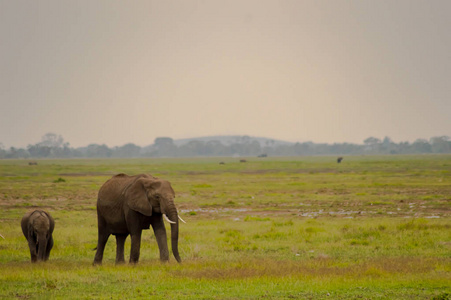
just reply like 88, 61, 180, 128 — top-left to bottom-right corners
1, 133, 450, 159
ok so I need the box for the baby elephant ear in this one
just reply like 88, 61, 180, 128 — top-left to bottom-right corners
127, 178, 152, 216
28, 223, 34, 239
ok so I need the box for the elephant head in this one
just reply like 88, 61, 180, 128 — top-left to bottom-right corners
21, 210, 54, 262
126, 177, 182, 262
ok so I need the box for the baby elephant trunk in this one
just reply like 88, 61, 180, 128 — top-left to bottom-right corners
37, 233, 48, 261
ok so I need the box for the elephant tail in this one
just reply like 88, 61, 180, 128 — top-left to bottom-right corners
93, 247, 97, 251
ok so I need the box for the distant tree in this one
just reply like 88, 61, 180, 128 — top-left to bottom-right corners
205, 140, 228, 156
245, 140, 261, 155
153, 137, 177, 157
0, 143, 5, 159
112, 143, 141, 158
240, 135, 251, 144
412, 139, 432, 153
293, 142, 313, 155
40, 133, 68, 148
229, 142, 244, 156
265, 139, 275, 147
382, 136, 393, 145
86, 144, 112, 157
364, 137, 381, 146
364, 137, 381, 153
397, 141, 411, 154
179, 140, 205, 156
3, 133, 451, 159
6, 147, 29, 158
27, 144, 51, 157
70, 148, 84, 158
430, 136, 450, 153
380, 136, 397, 154
27, 133, 70, 158
154, 137, 174, 147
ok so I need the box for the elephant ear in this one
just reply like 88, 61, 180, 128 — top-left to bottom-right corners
42, 211, 55, 233
27, 222, 35, 240
127, 178, 153, 216
143, 179, 162, 191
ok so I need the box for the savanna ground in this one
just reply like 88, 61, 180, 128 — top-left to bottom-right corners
0, 155, 450, 299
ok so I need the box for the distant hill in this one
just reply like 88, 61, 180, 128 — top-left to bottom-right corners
172, 135, 295, 147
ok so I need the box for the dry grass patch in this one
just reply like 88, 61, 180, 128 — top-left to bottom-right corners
172, 257, 449, 280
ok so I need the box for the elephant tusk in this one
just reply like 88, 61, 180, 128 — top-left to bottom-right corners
178, 215, 187, 224
163, 214, 176, 224
0, 233, 4, 239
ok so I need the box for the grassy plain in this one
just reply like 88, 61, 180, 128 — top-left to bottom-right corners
0, 155, 450, 299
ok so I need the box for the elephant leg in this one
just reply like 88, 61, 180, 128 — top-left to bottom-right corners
151, 215, 169, 262
129, 232, 142, 264
94, 229, 110, 265
115, 234, 128, 264
44, 237, 53, 261
28, 240, 38, 263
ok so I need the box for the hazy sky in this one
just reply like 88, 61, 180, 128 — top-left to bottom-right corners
1, 0, 450, 148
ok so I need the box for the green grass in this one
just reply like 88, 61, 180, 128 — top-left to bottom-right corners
0, 155, 450, 299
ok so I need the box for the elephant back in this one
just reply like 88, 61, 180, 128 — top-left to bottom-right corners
98, 174, 154, 200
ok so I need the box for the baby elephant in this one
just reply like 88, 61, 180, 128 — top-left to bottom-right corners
21, 209, 55, 263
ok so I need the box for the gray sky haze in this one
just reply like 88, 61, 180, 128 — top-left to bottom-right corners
1, 0, 450, 148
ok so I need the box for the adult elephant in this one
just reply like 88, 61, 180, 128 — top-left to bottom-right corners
21, 209, 55, 263
93, 173, 185, 265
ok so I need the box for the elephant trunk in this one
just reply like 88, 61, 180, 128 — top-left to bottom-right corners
170, 220, 181, 263
37, 234, 47, 261
165, 201, 181, 263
